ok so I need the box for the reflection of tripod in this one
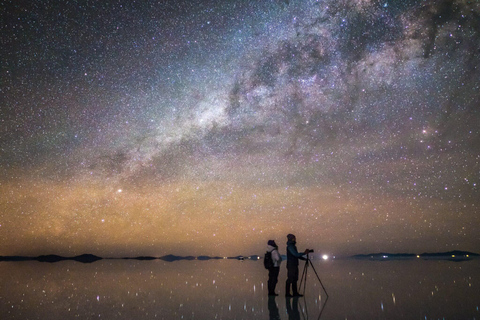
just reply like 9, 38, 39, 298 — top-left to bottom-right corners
298, 253, 329, 298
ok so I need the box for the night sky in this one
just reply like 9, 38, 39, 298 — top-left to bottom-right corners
1, 0, 479, 257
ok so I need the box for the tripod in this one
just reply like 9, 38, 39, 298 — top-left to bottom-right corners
298, 253, 329, 297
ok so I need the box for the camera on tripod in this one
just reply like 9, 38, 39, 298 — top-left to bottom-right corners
299, 248, 329, 298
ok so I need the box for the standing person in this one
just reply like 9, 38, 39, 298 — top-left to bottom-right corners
267, 240, 282, 296
285, 234, 310, 297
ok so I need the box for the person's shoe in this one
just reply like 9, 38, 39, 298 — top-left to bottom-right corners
293, 293, 304, 297
285, 293, 293, 298
268, 293, 279, 296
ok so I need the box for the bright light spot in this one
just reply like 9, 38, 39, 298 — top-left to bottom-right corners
117, 189, 122, 193
322, 254, 329, 260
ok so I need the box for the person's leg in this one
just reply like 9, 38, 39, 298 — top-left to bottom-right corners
285, 281, 292, 297
286, 267, 294, 296
292, 281, 300, 296
273, 267, 279, 284
291, 267, 303, 297
268, 268, 275, 295
271, 267, 280, 294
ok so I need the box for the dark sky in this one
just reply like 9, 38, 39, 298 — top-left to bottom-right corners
1, 0, 479, 257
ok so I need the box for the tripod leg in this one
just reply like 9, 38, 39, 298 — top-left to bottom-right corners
299, 259, 308, 295
308, 260, 329, 297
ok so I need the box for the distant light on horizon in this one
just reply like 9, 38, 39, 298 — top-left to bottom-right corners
322, 254, 329, 260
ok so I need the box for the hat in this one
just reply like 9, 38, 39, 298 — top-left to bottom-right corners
287, 234, 296, 240
267, 240, 277, 247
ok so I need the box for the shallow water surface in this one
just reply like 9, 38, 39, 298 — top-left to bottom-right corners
1, 258, 479, 319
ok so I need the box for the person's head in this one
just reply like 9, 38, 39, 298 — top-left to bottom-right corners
267, 240, 277, 247
287, 234, 296, 242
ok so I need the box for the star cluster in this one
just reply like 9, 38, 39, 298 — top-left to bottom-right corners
1, 0, 479, 257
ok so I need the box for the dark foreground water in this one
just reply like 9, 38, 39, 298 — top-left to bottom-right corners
1, 258, 479, 319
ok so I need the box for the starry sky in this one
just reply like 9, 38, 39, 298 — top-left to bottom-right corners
1, 0, 479, 257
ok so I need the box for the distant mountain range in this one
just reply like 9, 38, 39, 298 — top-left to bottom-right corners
351, 250, 479, 261
1, 251, 478, 263
0, 254, 261, 263
0, 254, 103, 263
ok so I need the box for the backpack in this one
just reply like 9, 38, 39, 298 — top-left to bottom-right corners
264, 250, 274, 269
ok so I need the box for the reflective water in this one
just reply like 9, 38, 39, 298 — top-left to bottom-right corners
1, 258, 479, 319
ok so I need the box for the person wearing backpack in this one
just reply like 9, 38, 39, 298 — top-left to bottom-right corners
266, 240, 282, 296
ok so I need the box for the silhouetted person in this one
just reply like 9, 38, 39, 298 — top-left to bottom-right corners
286, 296, 301, 320
285, 234, 309, 297
268, 295, 281, 320
267, 240, 282, 296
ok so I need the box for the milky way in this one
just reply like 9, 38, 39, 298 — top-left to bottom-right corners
1, 0, 479, 257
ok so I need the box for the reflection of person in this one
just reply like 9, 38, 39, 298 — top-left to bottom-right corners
268, 295, 281, 320
267, 240, 282, 296
285, 234, 309, 297
286, 296, 301, 320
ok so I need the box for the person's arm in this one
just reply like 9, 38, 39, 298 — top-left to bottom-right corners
288, 245, 310, 260
272, 249, 282, 263
287, 245, 307, 258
